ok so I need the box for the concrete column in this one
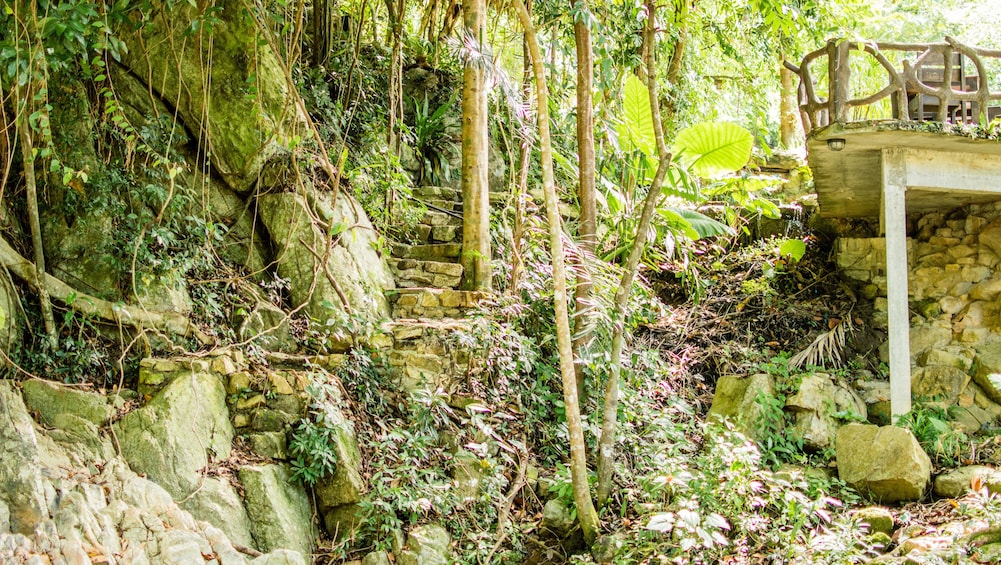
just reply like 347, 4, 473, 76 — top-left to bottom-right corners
882, 147, 912, 420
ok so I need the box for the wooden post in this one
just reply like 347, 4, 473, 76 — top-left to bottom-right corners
882, 147, 912, 421
828, 40, 851, 123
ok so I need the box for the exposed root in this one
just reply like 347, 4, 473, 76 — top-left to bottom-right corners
0, 235, 212, 345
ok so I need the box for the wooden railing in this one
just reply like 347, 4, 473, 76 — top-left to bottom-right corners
785, 38, 1001, 132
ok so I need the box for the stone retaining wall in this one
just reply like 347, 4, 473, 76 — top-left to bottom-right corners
836, 201, 1001, 427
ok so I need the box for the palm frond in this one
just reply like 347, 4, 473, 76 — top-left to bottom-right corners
789, 317, 854, 369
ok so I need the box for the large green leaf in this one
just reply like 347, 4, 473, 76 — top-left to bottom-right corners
673, 122, 753, 178
616, 74, 656, 157
657, 208, 732, 241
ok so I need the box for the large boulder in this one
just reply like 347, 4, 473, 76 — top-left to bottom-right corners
179, 477, 256, 549
20, 379, 113, 427
312, 405, 366, 511
240, 465, 316, 557
785, 373, 867, 450
0, 381, 49, 534
114, 372, 235, 500
836, 424, 932, 503
115, 0, 304, 193
257, 191, 393, 322
707, 374, 777, 440
397, 524, 452, 565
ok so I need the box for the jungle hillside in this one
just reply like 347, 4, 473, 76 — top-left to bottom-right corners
2, 1, 1001, 564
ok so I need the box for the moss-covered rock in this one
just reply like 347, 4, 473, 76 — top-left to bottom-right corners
707, 373, 777, 440
240, 464, 315, 556
21, 379, 113, 427
115, 0, 303, 193
0, 381, 48, 535
836, 424, 931, 503
257, 191, 393, 322
114, 372, 234, 499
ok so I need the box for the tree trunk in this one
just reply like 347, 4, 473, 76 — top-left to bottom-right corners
312, 0, 335, 67
460, 0, 492, 291
386, 0, 405, 155
511, 0, 599, 545
595, 0, 673, 508
509, 1, 532, 294
780, 53, 803, 148
14, 80, 57, 349
572, 1, 597, 400
661, 0, 690, 126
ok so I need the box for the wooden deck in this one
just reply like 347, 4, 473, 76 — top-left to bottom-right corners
786, 39, 1001, 219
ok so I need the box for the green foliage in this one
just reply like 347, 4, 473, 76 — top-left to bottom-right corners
288, 418, 340, 486
897, 401, 969, 466
617, 74, 656, 157
779, 238, 807, 262
403, 94, 454, 185
673, 122, 755, 178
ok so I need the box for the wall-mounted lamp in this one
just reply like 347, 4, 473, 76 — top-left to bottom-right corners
827, 138, 846, 152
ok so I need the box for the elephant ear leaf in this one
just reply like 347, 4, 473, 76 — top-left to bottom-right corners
617, 74, 657, 157
673, 122, 753, 178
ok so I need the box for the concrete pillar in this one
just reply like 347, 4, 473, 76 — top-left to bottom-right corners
881, 147, 912, 420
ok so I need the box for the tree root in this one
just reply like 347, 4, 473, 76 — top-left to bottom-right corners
0, 236, 212, 345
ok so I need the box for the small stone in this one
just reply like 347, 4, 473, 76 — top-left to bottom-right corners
229, 372, 253, 394
249, 432, 289, 459
269, 373, 295, 396
933, 465, 1001, 498
212, 355, 237, 375
542, 499, 575, 537
854, 506, 894, 535
237, 394, 267, 410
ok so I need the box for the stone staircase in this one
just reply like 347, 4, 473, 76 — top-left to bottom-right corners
386, 185, 503, 320
382, 185, 502, 391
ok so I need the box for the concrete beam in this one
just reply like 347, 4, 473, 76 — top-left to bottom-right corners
882, 147, 912, 421
905, 148, 1001, 194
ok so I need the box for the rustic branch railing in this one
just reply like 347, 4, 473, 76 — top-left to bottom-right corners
786, 37, 1001, 132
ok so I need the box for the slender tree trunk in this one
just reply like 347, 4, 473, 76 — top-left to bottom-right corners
595, 0, 673, 508
312, 0, 335, 67
509, 1, 532, 294
512, 0, 599, 545
571, 1, 597, 400
780, 52, 803, 148
460, 0, 492, 290
661, 0, 690, 126
386, 0, 405, 155
14, 81, 57, 348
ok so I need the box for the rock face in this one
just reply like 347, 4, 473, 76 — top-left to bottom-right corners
836, 424, 932, 503
785, 373, 867, 450
257, 191, 394, 322
0, 270, 19, 354
240, 465, 316, 557
0, 381, 49, 535
707, 374, 777, 439
116, 0, 303, 193
114, 372, 235, 501
0, 381, 305, 564
396, 524, 452, 565
20, 379, 113, 427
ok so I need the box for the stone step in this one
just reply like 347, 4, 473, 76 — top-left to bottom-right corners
397, 223, 460, 244
389, 258, 464, 289
391, 242, 462, 262
389, 288, 492, 320
415, 186, 460, 200
419, 198, 462, 212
